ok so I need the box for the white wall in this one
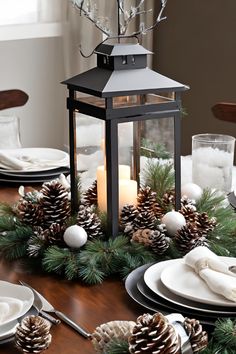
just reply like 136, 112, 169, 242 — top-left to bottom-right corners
0, 36, 66, 149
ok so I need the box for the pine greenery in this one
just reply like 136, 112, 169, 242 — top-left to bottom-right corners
143, 160, 175, 200
140, 139, 171, 159
0, 226, 33, 260
104, 339, 129, 354
0, 202, 14, 216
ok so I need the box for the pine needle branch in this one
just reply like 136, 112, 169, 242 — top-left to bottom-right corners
143, 160, 174, 200
104, 338, 129, 354
212, 318, 236, 349
0, 226, 33, 260
196, 189, 225, 215
0, 202, 15, 216
42, 246, 78, 276
0, 215, 20, 232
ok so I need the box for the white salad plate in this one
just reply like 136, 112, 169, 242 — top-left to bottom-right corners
0, 281, 34, 328
0, 148, 69, 173
144, 258, 236, 309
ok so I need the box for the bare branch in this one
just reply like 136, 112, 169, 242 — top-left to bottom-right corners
72, 0, 111, 37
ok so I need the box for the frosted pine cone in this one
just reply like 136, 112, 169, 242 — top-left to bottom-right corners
175, 223, 208, 255
83, 180, 97, 207
133, 211, 156, 231
195, 212, 217, 234
15, 315, 51, 353
149, 226, 170, 255
40, 181, 70, 227
120, 204, 139, 227
184, 318, 208, 353
180, 204, 198, 223
128, 312, 181, 354
92, 320, 135, 353
77, 205, 103, 239
16, 200, 43, 226
137, 186, 157, 214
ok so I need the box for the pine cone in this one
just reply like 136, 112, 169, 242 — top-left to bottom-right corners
120, 204, 139, 227
195, 212, 217, 234
40, 181, 70, 227
137, 187, 157, 214
92, 320, 135, 353
175, 223, 209, 255
180, 204, 198, 224
184, 318, 208, 353
128, 312, 181, 354
77, 205, 103, 240
149, 226, 170, 255
16, 200, 44, 226
123, 222, 135, 238
132, 229, 153, 247
154, 191, 175, 219
133, 211, 156, 231
42, 223, 66, 246
15, 315, 52, 353
83, 181, 97, 207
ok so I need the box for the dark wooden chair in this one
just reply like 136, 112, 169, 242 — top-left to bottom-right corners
212, 102, 236, 123
0, 89, 28, 111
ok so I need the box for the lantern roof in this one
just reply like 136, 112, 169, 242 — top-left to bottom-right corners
62, 43, 188, 98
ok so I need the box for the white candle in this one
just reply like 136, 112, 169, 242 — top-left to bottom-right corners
97, 164, 136, 211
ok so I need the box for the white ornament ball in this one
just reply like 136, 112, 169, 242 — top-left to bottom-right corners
162, 211, 186, 237
63, 225, 88, 249
181, 183, 203, 202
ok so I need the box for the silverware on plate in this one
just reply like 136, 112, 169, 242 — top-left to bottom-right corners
20, 281, 91, 339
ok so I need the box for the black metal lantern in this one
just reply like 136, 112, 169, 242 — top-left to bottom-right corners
62, 41, 188, 238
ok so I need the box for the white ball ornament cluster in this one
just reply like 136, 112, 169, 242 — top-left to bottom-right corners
161, 211, 186, 237
63, 225, 88, 249
181, 183, 203, 202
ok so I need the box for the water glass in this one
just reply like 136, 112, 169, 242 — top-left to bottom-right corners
192, 134, 235, 193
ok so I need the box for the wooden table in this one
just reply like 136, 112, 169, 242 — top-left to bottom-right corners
0, 186, 143, 354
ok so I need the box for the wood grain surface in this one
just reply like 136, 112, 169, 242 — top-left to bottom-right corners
0, 185, 143, 354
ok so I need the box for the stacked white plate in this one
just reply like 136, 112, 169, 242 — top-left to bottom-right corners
125, 257, 236, 325
0, 281, 34, 343
0, 148, 70, 183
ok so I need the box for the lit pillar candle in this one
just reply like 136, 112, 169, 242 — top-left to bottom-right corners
97, 164, 136, 211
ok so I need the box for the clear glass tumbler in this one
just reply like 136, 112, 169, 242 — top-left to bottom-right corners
192, 134, 235, 193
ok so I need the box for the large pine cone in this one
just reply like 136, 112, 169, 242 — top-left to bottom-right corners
175, 223, 208, 255
15, 315, 52, 353
149, 226, 170, 255
83, 180, 97, 207
77, 205, 103, 240
41, 223, 66, 246
180, 204, 198, 224
128, 312, 181, 354
40, 181, 70, 227
154, 191, 175, 219
195, 212, 217, 234
120, 204, 139, 227
16, 200, 43, 226
92, 320, 135, 353
133, 211, 156, 231
184, 318, 208, 353
137, 187, 157, 214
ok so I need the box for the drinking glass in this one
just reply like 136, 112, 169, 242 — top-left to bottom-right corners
192, 134, 235, 193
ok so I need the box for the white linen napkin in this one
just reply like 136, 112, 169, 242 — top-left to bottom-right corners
0, 151, 68, 171
184, 246, 236, 302
0, 297, 23, 324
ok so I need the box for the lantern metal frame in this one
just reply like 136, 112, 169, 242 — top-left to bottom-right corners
63, 42, 189, 238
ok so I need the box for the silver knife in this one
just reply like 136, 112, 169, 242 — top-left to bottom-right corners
19, 281, 61, 325
20, 281, 91, 339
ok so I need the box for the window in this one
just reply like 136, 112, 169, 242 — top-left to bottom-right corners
0, 0, 38, 26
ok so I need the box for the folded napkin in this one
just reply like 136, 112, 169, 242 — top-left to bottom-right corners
0, 297, 23, 324
0, 151, 68, 171
184, 246, 236, 302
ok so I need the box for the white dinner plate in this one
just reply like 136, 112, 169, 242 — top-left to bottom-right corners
0, 148, 69, 173
160, 257, 236, 307
144, 258, 236, 309
0, 281, 34, 328
0, 320, 18, 340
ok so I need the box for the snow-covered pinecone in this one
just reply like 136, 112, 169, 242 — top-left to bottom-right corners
149, 226, 170, 255
77, 205, 103, 240
83, 180, 97, 207
120, 204, 139, 227
175, 223, 208, 255
184, 318, 208, 353
40, 181, 70, 226
137, 186, 157, 214
16, 200, 43, 226
180, 204, 198, 223
133, 210, 156, 231
195, 212, 217, 234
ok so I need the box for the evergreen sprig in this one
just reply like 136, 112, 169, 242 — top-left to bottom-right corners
0, 226, 33, 260
140, 139, 171, 159
143, 159, 174, 200
104, 338, 129, 354
0, 215, 20, 232
0, 202, 14, 216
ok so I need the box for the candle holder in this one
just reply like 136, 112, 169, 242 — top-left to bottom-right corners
62, 41, 188, 237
